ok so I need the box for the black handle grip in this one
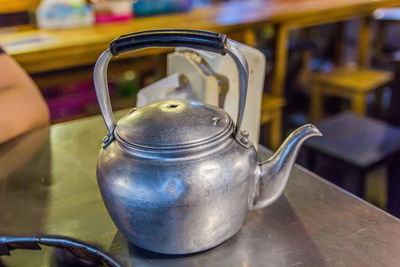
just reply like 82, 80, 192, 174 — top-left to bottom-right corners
110, 29, 227, 56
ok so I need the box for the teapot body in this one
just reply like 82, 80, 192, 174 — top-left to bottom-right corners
97, 135, 257, 254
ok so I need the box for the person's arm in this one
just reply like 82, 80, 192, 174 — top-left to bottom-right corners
0, 49, 50, 144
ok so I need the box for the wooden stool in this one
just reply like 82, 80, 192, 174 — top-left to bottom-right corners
303, 113, 400, 212
260, 93, 286, 150
310, 67, 393, 122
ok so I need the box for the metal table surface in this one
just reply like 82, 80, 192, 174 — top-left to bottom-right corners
1, 111, 400, 266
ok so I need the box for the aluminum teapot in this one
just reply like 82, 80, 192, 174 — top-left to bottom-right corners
94, 30, 321, 254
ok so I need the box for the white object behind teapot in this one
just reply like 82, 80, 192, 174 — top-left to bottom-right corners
168, 42, 265, 148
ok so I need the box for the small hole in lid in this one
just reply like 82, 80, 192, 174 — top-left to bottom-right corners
168, 104, 178, 108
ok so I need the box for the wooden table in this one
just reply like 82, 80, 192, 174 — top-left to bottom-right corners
251, 0, 398, 96
1, 111, 400, 266
0, 0, 398, 85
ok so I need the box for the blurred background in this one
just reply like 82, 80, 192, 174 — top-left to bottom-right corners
1, 0, 400, 216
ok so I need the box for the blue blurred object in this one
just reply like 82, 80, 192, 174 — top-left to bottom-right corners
133, 0, 193, 17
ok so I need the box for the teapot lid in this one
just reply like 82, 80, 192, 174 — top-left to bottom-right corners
115, 100, 233, 149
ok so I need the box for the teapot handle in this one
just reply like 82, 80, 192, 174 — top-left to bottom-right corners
94, 29, 249, 147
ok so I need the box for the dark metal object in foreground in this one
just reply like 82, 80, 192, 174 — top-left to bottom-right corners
0, 111, 400, 266
0, 236, 121, 267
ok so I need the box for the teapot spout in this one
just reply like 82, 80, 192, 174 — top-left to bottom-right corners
251, 124, 321, 210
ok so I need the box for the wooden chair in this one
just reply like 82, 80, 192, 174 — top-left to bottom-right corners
260, 94, 286, 150
310, 67, 393, 122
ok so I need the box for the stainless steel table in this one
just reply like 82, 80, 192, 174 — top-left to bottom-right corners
1, 111, 400, 266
